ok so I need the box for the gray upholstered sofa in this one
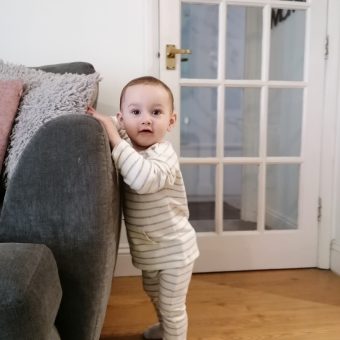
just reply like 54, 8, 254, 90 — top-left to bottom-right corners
0, 63, 121, 340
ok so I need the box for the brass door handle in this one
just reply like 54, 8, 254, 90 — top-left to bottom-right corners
166, 44, 191, 70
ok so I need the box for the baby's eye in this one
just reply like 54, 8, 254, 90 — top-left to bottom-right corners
152, 109, 162, 116
131, 109, 140, 115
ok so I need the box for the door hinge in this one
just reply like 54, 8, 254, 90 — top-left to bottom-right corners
318, 197, 322, 223
325, 35, 329, 60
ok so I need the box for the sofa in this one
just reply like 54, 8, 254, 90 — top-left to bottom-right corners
0, 62, 121, 339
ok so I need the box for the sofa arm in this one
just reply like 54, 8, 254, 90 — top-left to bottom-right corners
0, 243, 62, 340
0, 114, 121, 340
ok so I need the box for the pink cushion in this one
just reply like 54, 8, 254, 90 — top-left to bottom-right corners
0, 80, 24, 172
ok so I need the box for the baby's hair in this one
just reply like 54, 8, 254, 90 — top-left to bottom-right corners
119, 76, 174, 112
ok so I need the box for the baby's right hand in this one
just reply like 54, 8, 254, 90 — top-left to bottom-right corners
87, 106, 98, 116
87, 107, 122, 148
87, 106, 111, 127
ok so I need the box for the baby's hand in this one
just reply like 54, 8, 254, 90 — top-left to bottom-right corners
87, 106, 102, 118
86, 106, 122, 148
87, 106, 96, 115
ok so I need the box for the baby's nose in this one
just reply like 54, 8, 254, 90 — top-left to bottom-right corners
141, 114, 152, 125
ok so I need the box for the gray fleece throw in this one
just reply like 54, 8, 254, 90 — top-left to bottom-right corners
0, 60, 101, 182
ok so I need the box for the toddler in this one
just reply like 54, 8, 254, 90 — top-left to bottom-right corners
87, 76, 199, 340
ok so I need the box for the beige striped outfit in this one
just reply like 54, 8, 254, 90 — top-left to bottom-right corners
111, 126, 199, 339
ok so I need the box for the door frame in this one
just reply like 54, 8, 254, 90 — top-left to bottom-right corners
115, 0, 336, 276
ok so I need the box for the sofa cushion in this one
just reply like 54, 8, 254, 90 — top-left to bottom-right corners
0, 80, 23, 173
0, 243, 62, 340
0, 60, 101, 183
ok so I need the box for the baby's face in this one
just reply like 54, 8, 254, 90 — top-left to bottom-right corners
118, 84, 176, 151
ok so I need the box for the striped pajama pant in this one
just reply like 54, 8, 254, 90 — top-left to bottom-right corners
142, 262, 195, 340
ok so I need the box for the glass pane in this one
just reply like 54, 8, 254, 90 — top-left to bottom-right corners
226, 6, 262, 80
266, 164, 299, 230
267, 88, 303, 156
181, 3, 218, 79
180, 87, 217, 157
225, 88, 260, 157
182, 164, 216, 232
223, 165, 258, 231
270, 9, 306, 80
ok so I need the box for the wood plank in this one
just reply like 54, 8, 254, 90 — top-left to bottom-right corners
101, 269, 340, 340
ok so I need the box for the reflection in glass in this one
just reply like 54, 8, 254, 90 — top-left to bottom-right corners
226, 6, 262, 80
266, 164, 299, 230
181, 3, 218, 79
223, 165, 258, 231
270, 9, 306, 80
181, 164, 216, 232
180, 87, 217, 157
267, 88, 303, 157
225, 88, 260, 157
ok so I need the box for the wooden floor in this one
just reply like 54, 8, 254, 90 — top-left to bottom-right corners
100, 268, 340, 340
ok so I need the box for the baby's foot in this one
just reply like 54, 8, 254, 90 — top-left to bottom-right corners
143, 323, 163, 339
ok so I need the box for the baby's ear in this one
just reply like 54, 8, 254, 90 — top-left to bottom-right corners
167, 112, 177, 132
116, 112, 124, 128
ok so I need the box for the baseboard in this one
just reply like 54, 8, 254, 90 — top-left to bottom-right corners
114, 242, 141, 277
330, 240, 340, 275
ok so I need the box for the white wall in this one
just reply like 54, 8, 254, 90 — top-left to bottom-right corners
326, 0, 340, 275
330, 34, 340, 273
0, 0, 159, 114
331, 89, 340, 274
0, 0, 159, 277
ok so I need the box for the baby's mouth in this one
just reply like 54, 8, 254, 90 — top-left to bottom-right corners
139, 129, 152, 133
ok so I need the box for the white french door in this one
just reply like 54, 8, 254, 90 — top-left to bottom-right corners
159, 0, 328, 272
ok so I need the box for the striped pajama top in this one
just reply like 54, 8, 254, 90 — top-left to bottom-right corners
111, 130, 199, 271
